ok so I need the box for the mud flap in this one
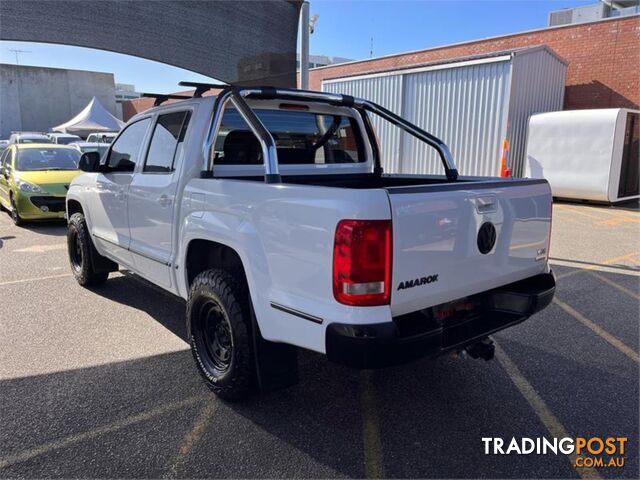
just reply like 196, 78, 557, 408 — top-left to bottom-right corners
251, 310, 299, 393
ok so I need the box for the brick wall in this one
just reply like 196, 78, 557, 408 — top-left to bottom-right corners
309, 16, 640, 110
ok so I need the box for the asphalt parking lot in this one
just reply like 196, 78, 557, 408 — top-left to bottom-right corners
0, 201, 638, 479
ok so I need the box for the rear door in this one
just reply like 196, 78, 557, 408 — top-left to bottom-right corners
387, 179, 552, 316
127, 109, 192, 290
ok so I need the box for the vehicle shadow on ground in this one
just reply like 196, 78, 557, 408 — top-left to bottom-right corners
6, 265, 636, 478
20, 221, 67, 237
90, 272, 188, 341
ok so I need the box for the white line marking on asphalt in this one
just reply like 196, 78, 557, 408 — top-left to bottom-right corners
0, 395, 207, 469
163, 395, 216, 478
0, 273, 73, 287
495, 343, 601, 480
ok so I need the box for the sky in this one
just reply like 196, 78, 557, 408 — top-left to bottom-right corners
0, 0, 596, 93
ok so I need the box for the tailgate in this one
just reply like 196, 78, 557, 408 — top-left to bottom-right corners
387, 179, 552, 316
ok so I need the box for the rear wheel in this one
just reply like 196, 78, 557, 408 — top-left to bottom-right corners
67, 212, 109, 286
10, 195, 23, 226
188, 269, 256, 401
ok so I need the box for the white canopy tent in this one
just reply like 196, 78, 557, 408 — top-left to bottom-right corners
53, 97, 125, 138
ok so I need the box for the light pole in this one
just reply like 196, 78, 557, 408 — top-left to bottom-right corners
300, 1, 310, 89
9, 49, 30, 65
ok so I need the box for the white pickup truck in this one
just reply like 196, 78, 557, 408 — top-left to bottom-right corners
66, 84, 555, 400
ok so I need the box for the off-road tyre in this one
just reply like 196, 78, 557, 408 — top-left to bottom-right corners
188, 269, 256, 401
67, 212, 109, 286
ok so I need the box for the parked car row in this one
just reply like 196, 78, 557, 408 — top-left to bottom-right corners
0, 143, 82, 224
0, 130, 118, 225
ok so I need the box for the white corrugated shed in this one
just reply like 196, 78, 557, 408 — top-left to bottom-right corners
322, 46, 567, 177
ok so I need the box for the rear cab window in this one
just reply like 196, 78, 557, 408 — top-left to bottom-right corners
212, 103, 367, 173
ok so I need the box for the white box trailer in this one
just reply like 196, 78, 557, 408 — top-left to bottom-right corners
525, 109, 639, 203
322, 46, 567, 177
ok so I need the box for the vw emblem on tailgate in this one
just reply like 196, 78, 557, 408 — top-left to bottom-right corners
477, 222, 497, 254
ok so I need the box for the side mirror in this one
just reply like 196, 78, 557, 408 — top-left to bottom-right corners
78, 151, 101, 172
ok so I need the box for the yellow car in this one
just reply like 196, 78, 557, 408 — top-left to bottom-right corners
0, 144, 82, 225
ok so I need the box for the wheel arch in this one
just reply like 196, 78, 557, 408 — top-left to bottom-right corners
184, 238, 248, 290
66, 198, 84, 218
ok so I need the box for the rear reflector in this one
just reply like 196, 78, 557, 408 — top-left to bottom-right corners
333, 219, 392, 306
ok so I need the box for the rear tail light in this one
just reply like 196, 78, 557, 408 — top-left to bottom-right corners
333, 219, 392, 306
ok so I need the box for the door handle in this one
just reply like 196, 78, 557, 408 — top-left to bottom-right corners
158, 195, 172, 207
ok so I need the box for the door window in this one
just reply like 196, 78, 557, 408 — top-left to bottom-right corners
106, 118, 151, 172
0, 149, 10, 169
144, 111, 191, 173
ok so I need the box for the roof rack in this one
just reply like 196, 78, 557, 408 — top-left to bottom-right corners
178, 81, 228, 98
141, 93, 192, 107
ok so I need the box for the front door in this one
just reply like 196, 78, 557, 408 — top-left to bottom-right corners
0, 149, 12, 209
128, 110, 192, 290
90, 117, 151, 267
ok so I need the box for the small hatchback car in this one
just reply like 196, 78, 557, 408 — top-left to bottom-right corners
0, 144, 82, 225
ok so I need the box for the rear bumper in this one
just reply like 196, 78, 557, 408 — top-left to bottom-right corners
326, 271, 555, 368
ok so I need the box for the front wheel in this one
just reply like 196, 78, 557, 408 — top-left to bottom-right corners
67, 213, 109, 286
188, 269, 256, 401
10, 195, 23, 226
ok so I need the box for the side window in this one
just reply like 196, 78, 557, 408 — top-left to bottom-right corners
3, 149, 14, 171
144, 111, 191, 173
106, 118, 151, 172
0, 149, 9, 168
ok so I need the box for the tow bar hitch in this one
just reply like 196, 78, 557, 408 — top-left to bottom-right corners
465, 337, 495, 361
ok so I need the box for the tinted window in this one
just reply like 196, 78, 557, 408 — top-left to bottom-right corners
144, 111, 191, 173
214, 108, 364, 166
0, 149, 10, 168
107, 119, 151, 172
80, 145, 108, 156
57, 136, 81, 145
88, 133, 116, 144
16, 148, 80, 171
19, 136, 52, 144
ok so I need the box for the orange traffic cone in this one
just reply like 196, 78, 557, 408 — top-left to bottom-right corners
500, 138, 511, 177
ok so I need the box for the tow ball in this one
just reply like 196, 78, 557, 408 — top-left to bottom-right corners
464, 336, 495, 361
